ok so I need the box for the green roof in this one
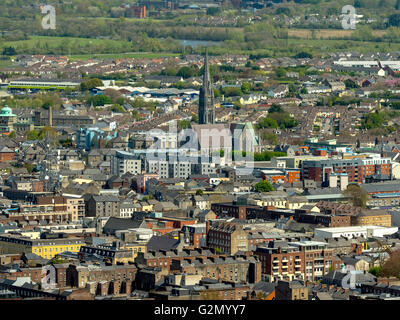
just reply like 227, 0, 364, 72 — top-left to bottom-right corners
0, 106, 15, 117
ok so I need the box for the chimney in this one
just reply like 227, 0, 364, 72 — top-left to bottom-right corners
206, 220, 211, 234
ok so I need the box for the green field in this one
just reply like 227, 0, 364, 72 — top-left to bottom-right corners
68, 52, 180, 61
2, 33, 400, 61
2, 36, 133, 56
2, 35, 180, 61
3, 35, 131, 47
285, 38, 400, 55
0, 59, 13, 68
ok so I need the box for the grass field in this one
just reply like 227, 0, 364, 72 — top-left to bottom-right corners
68, 52, 180, 61
0, 59, 13, 68
2, 36, 180, 60
1, 31, 398, 61
3, 35, 131, 49
285, 37, 400, 55
288, 28, 387, 39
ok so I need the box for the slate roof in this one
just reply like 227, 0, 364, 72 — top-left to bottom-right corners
146, 236, 181, 252
103, 217, 146, 232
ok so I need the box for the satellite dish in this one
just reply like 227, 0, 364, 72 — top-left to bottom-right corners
45, 176, 49, 180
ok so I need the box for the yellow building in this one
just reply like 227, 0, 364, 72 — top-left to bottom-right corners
122, 242, 147, 260
351, 210, 392, 227
141, 203, 153, 212
0, 234, 84, 259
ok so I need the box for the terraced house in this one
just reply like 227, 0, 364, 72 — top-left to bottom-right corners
0, 234, 84, 259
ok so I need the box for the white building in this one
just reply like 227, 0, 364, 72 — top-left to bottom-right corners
314, 225, 398, 239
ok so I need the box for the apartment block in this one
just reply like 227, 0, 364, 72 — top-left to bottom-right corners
302, 155, 392, 184
255, 243, 306, 282
206, 220, 249, 255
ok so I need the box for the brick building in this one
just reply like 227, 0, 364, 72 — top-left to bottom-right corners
211, 203, 248, 220
302, 155, 392, 184
181, 223, 207, 248
289, 241, 342, 281
275, 280, 308, 300
135, 248, 226, 271
0, 146, 15, 162
85, 195, 120, 218
206, 220, 249, 255
170, 256, 261, 284
351, 209, 392, 227
66, 263, 137, 296
255, 243, 306, 282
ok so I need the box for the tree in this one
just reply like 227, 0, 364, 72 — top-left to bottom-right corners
389, 14, 400, 27
381, 251, 400, 279
2, 47, 16, 56
103, 88, 122, 103
300, 87, 308, 94
177, 66, 194, 79
276, 7, 290, 15
258, 117, 278, 129
368, 266, 382, 277
25, 163, 37, 173
222, 87, 243, 97
241, 82, 251, 94
275, 68, 286, 78
109, 104, 125, 113
196, 189, 203, 195
233, 100, 242, 110
7, 131, 16, 138
361, 111, 384, 129
42, 101, 51, 110
345, 79, 359, 89
206, 7, 221, 15
294, 52, 312, 59
254, 180, 275, 192
26, 130, 39, 140
59, 138, 73, 148
343, 184, 369, 208
178, 119, 190, 129
353, 25, 374, 41
262, 133, 278, 145
38, 127, 57, 141
88, 95, 112, 106
269, 104, 284, 114
80, 78, 103, 91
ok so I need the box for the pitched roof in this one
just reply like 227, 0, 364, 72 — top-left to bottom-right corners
103, 217, 146, 232
147, 235, 180, 252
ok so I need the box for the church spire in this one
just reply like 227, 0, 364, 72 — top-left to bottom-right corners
204, 47, 210, 92
198, 47, 215, 124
